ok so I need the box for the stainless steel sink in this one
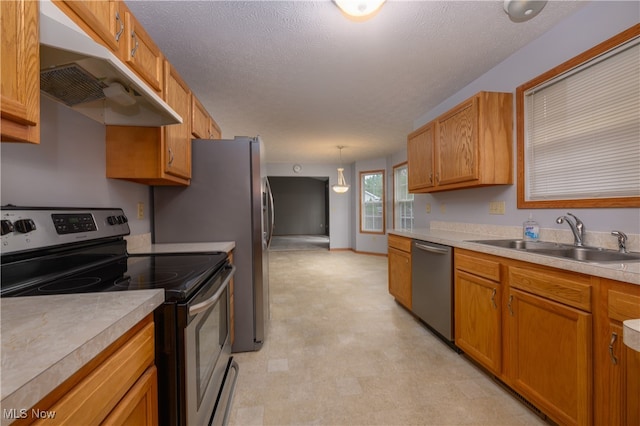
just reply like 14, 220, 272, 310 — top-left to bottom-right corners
469, 239, 640, 263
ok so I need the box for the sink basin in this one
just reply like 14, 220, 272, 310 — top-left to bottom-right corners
469, 239, 640, 263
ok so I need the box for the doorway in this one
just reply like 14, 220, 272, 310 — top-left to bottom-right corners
267, 176, 330, 251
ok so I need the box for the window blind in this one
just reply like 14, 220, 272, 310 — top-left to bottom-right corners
524, 38, 640, 201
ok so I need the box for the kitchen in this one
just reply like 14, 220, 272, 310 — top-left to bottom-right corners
1, 0, 639, 425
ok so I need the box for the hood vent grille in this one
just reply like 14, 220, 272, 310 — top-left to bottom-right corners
40, 64, 107, 107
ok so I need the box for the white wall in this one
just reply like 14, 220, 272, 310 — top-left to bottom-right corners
266, 162, 353, 249
1, 97, 152, 235
401, 1, 640, 236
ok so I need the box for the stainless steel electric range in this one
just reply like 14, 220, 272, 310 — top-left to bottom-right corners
1, 206, 238, 426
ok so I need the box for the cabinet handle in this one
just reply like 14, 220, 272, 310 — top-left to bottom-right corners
115, 11, 124, 42
131, 31, 139, 57
429, 173, 433, 184
507, 294, 514, 316
168, 148, 174, 166
491, 288, 497, 309
609, 332, 618, 365
435, 172, 440, 183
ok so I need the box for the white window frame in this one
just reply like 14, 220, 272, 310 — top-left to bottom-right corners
516, 26, 640, 208
393, 162, 414, 230
360, 170, 385, 234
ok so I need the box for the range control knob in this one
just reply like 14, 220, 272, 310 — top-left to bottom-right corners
107, 215, 118, 225
1, 220, 14, 236
118, 215, 128, 224
14, 219, 36, 233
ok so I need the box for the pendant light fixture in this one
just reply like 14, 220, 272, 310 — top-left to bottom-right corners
332, 146, 350, 194
333, 0, 386, 21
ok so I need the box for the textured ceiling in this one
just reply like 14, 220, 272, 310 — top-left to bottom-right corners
124, 0, 586, 164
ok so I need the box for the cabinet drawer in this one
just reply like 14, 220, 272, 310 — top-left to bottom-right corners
508, 266, 591, 312
608, 290, 640, 322
35, 321, 155, 425
388, 234, 412, 253
455, 252, 501, 282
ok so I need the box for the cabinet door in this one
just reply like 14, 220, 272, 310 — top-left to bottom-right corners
209, 116, 222, 139
595, 284, 640, 426
1, 0, 39, 144
163, 62, 191, 179
56, 0, 124, 54
454, 270, 501, 375
191, 94, 210, 139
123, 7, 163, 93
506, 288, 592, 426
388, 247, 411, 309
407, 122, 434, 191
436, 97, 479, 185
102, 366, 158, 426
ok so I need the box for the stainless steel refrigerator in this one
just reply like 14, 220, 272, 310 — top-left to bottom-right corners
153, 136, 273, 353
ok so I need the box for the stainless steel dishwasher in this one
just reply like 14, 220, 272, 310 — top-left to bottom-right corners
411, 239, 455, 348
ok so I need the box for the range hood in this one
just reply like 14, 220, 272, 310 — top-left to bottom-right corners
39, 0, 182, 126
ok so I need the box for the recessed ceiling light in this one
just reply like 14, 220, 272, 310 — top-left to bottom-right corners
333, 0, 386, 21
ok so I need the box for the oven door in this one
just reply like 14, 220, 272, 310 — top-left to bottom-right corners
184, 264, 236, 426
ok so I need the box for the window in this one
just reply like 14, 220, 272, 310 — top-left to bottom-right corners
393, 163, 414, 229
360, 170, 385, 234
517, 26, 640, 208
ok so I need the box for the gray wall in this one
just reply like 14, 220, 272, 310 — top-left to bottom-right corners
402, 1, 640, 237
269, 176, 328, 236
1, 97, 152, 236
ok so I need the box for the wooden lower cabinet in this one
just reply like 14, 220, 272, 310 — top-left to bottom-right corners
504, 288, 592, 426
23, 315, 158, 426
594, 279, 640, 426
455, 269, 502, 375
454, 248, 598, 426
102, 366, 158, 426
387, 235, 412, 310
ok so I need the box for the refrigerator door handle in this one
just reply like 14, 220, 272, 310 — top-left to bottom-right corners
265, 177, 275, 249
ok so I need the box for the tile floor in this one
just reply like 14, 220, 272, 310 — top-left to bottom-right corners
228, 250, 548, 425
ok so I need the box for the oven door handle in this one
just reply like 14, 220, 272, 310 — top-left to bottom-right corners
188, 265, 236, 316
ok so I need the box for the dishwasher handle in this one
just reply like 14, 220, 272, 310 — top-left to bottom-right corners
413, 241, 450, 255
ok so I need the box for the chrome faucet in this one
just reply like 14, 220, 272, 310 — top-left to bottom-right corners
611, 230, 628, 253
556, 213, 585, 246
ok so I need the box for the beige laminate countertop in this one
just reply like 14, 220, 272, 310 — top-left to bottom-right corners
0, 289, 164, 422
389, 228, 640, 286
127, 241, 235, 254
623, 319, 640, 352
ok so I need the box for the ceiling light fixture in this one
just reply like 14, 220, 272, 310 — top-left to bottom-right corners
503, 0, 548, 23
333, 0, 386, 21
332, 146, 350, 194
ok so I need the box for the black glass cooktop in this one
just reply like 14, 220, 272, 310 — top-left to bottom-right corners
5, 252, 228, 302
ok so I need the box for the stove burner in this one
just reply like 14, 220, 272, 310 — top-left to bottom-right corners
114, 271, 180, 289
38, 277, 102, 293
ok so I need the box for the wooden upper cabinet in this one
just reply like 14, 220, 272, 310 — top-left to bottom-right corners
1, 0, 40, 144
163, 61, 191, 179
407, 121, 434, 192
209, 116, 222, 139
122, 3, 163, 94
408, 91, 513, 193
437, 97, 479, 185
53, 0, 125, 55
191, 94, 210, 139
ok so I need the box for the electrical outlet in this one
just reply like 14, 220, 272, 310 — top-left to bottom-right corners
489, 201, 506, 215
425, 203, 431, 213
440, 204, 446, 214
137, 202, 144, 219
